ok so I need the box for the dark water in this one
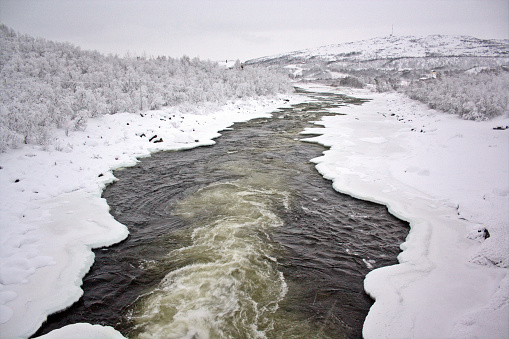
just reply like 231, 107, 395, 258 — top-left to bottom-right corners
34, 88, 409, 338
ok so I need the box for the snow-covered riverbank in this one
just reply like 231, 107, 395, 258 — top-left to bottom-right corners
1, 84, 507, 338
301, 84, 508, 338
0, 96, 299, 339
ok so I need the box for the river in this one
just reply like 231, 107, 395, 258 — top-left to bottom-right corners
34, 88, 409, 338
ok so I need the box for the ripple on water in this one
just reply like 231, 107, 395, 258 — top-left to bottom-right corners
131, 179, 289, 338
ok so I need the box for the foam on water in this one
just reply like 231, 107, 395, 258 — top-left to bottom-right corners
130, 177, 291, 338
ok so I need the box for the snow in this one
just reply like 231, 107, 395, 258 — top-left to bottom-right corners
1, 81, 508, 338
35, 323, 124, 339
300, 83, 508, 338
0, 96, 299, 339
250, 35, 509, 64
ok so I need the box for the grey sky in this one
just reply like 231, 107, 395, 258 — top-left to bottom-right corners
0, 0, 507, 61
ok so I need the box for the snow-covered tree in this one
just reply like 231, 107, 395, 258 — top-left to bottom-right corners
0, 25, 293, 151
405, 70, 509, 120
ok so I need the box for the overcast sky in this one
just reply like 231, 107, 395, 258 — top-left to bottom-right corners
1, 0, 507, 61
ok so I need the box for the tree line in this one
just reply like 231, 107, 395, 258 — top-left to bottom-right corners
331, 64, 509, 120
0, 25, 293, 151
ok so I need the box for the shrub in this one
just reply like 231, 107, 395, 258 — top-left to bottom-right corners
339, 76, 364, 88
404, 70, 509, 120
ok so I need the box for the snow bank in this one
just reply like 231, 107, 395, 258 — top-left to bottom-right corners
35, 323, 124, 339
301, 84, 508, 338
0, 95, 299, 338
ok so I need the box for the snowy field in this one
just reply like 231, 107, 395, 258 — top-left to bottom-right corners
301, 84, 508, 338
1, 84, 508, 338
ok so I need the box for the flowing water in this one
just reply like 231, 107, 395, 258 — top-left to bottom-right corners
34, 88, 409, 338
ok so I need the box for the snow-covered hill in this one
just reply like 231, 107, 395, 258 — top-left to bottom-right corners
246, 35, 509, 121
247, 35, 509, 65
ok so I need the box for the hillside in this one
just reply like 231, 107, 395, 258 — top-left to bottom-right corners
247, 35, 509, 66
247, 35, 509, 121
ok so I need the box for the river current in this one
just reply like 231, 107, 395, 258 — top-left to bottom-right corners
34, 88, 409, 338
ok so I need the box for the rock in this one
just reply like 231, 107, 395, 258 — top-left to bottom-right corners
484, 228, 490, 239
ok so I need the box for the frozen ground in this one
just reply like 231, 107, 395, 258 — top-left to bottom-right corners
1, 84, 508, 338
301, 84, 508, 338
0, 95, 299, 338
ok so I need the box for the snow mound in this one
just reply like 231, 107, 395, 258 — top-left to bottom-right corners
34, 323, 124, 339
